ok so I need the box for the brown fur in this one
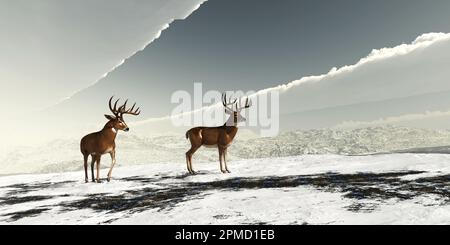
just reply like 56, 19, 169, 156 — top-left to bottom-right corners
186, 126, 237, 174
80, 97, 140, 183
80, 118, 126, 183
185, 94, 251, 174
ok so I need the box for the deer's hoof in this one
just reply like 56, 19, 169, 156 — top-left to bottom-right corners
85, 179, 89, 183
107, 177, 111, 182
226, 170, 231, 173
96, 180, 102, 183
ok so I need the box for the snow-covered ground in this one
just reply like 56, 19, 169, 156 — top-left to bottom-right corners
0, 153, 449, 225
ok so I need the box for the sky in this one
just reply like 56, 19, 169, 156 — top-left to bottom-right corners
0, 0, 205, 117
49, 0, 450, 121
132, 32, 450, 135
275, 33, 450, 130
2, 0, 450, 147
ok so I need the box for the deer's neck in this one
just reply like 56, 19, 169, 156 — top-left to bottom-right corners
226, 126, 238, 140
223, 117, 239, 140
101, 125, 118, 142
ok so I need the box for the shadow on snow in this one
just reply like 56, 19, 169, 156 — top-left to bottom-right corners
1, 171, 450, 222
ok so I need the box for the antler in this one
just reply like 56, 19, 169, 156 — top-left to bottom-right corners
109, 96, 122, 117
222, 93, 237, 112
237, 97, 252, 111
119, 100, 141, 117
108, 96, 141, 118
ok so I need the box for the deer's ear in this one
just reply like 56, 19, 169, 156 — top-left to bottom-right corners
105, 115, 115, 120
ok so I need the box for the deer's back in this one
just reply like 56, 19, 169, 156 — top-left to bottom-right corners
187, 126, 237, 146
80, 131, 115, 155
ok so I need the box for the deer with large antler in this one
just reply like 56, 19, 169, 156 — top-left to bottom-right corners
80, 96, 140, 183
185, 93, 252, 174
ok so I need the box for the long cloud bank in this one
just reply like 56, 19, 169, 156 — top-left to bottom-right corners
258, 32, 450, 95
134, 32, 450, 126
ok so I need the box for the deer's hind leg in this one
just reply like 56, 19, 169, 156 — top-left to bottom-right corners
83, 154, 89, 183
186, 146, 200, 175
90, 155, 96, 182
93, 155, 102, 183
186, 153, 192, 174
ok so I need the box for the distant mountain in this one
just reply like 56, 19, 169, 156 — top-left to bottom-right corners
4, 126, 450, 175
281, 89, 450, 130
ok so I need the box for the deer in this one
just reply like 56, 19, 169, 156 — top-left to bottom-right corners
80, 96, 140, 183
185, 93, 252, 174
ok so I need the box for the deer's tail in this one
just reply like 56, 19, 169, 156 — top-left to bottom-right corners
185, 130, 189, 140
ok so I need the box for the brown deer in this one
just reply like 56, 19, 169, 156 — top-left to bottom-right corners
185, 93, 252, 174
80, 96, 140, 183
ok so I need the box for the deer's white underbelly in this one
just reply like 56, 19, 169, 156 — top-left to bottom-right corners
91, 147, 114, 155
203, 143, 232, 148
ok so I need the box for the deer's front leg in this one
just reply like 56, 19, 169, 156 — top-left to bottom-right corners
219, 147, 226, 174
107, 151, 116, 182
223, 148, 231, 173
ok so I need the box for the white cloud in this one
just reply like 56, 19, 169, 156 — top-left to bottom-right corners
134, 32, 450, 127
257, 32, 450, 95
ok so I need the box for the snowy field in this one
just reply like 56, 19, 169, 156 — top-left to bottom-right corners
0, 153, 449, 225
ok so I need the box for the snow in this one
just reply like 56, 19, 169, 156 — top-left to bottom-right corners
0, 153, 449, 225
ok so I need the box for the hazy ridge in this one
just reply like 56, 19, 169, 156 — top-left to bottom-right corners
2, 126, 450, 175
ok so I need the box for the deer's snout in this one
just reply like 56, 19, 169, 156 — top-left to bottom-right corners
124, 128, 130, 132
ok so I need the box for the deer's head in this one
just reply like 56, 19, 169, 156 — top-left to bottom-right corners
222, 93, 252, 126
105, 96, 141, 132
